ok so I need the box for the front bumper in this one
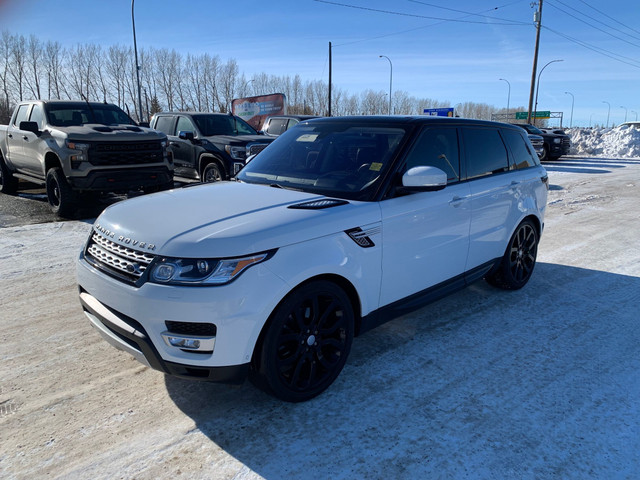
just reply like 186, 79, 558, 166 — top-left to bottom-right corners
76, 253, 290, 382
69, 166, 173, 191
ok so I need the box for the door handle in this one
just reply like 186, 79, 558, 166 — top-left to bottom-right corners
8, 133, 12, 138
23, 136, 28, 140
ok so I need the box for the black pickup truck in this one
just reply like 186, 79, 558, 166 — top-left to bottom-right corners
150, 112, 274, 182
513, 124, 571, 161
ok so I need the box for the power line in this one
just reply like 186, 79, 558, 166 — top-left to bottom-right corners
576, 0, 640, 37
313, 0, 528, 26
546, 0, 640, 48
550, 0, 640, 42
407, 0, 527, 23
543, 25, 640, 69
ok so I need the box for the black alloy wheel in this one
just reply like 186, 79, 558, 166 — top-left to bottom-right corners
202, 162, 223, 182
254, 280, 355, 402
486, 219, 539, 290
46, 167, 77, 217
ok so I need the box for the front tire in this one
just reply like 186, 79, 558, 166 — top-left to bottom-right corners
539, 144, 550, 161
46, 167, 78, 217
253, 280, 355, 402
0, 157, 18, 195
202, 162, 224, 183
486, 219, 539, 290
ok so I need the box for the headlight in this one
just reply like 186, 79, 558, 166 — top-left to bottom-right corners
149, 252, 273, 285
553, 137, 562, 144
225, 145, 247, 160
66, 140, 90, 151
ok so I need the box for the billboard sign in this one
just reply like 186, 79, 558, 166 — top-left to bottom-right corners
423, 107, 454, 117
232, 93, 286, 130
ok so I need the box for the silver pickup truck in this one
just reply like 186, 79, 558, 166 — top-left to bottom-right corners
0, 100, 173, 217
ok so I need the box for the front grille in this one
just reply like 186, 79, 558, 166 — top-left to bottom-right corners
248, 143, 269, 156
88, 141, 164, 166
165, 321, 217, 336
85, 232, 156, 283
562, 138, 571, 149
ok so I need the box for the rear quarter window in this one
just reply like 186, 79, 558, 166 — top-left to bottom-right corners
502, 129, 540, 169
462, 127, 509, 179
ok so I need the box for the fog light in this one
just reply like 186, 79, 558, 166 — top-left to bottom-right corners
161, 332, 216, 352
166, 336, 200, 349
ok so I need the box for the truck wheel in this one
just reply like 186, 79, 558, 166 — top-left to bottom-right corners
252, 280, 355, 402
46, 167, 78, 217
539, 144, 549, 161
202, 162, 224, 183
0, 157, 18, 195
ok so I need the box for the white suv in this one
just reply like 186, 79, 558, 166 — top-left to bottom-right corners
77, 116, 548, 402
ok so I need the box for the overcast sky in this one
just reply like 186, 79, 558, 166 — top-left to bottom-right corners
1, 0, 638, 126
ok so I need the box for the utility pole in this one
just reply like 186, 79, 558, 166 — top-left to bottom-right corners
132, 0, 144, 123
527, 0, 543, 124
328, 42, 332, 117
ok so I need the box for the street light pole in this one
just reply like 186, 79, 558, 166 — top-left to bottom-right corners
379, 55, 393, 115
533, 59, 563, 125
499, 78, 511, 117
632, 110, 638, 121
131, 0, 144, 123
620, 106, 628, 123
602, 101, 611, 127
564, 91, 574, 127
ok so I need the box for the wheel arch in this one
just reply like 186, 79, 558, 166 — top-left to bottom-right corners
44, 151, 62, 174
250, 273, 363, 370
198, 153, 226, 179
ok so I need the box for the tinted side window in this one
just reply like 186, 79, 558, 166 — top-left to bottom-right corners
266, 118, 287, 135
176, 116, 196, 134
404, 127, 460, 182
463, 128, 509, 179
502, 129, 540, 169
13, 104, 30, 127
154, 116, 175, 136
29, 104, 44, 129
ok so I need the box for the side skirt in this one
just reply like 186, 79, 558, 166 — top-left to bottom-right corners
359, 259, 498, 335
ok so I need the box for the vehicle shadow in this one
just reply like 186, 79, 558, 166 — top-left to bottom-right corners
164, 262, 640, 478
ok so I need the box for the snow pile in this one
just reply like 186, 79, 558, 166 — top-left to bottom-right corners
567, 125, 640, 158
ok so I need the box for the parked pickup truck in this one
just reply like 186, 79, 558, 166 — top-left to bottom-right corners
512, 123, 571, 161
150, 112, 274, 182
0, 100, 173, 217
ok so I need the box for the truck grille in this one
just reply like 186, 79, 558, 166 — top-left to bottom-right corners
562, 137, 571, 149
85, 231, 156, 284
88, 141, 164, 166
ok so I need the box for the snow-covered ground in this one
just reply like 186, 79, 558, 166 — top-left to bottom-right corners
568, 124, 640, 158
1, 132, 639, 478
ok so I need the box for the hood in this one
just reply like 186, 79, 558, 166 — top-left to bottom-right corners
93, 182, 380, 258
204, 134, 273, 145
51, 124, 165, 142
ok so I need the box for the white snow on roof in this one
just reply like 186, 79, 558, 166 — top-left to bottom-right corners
568, 125, 640, 158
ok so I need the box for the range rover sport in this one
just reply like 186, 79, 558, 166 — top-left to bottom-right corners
77, 116, 548, 402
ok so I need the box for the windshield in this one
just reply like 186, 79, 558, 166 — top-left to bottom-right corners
45, 103, 135, 126
237, 121, 407, 201
522, 124, 543, 135
193, 114, 257, 136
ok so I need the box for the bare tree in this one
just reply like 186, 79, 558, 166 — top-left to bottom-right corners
25, 35, 44, 99
217, 59, 238, 113
0, 31, 13, 106
44, 40, 65, 99
9, 34, 26, 101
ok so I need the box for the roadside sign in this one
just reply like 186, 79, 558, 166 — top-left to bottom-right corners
423, 107, 454, 117
515, 111, 551, 120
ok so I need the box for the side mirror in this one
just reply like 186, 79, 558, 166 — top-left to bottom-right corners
178, 130, 195, 141
401, 166, 447, 191
138, 121, 150, 128
19, 121, 41, 135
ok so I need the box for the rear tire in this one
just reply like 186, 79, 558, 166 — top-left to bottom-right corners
486, 219, 539, 290
0, 157, 18, 195
46, 167, 78, 217
252, 280, 355, 402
